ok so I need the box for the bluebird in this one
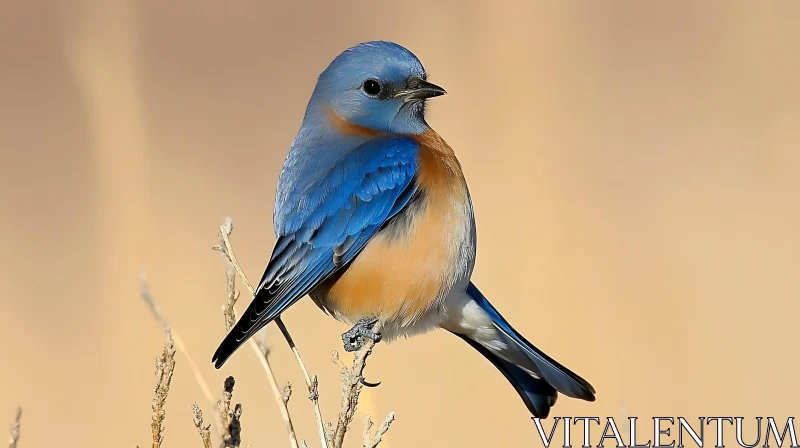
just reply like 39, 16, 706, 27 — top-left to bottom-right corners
212, 41, 595, 418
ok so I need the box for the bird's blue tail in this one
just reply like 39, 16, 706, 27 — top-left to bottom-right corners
455, 334, 560, 418
449, 282, 596, 418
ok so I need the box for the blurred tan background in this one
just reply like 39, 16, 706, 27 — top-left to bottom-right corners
2, 1, 799, 446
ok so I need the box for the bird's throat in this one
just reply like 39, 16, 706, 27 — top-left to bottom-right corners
323, 106, 382, 137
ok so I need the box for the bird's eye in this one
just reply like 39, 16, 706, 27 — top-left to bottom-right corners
362, 79, 382, 97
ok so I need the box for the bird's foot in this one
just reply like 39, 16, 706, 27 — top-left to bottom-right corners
341, 317, 382, 352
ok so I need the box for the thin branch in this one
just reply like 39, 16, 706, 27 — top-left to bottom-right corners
8, 407, 21, 448
222, 266, 239, 332
362, 416, 373, 448
215, 218, 328, 448
140, 275, 216, 408
192, 403, 213, 448
230, 405, 242, 448
216, 219, 299, 448
362, 413, 395, 448
252, 341, 298, 448
282, 383, 293, 406
274, 319, 329, 448
150, 325, 176, 448
217, 377, 243, 448
332, 324, 389, 448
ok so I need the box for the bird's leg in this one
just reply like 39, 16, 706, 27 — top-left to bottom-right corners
341, 317, 382, 352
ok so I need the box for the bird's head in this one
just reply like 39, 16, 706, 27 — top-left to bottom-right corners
307, 41, 446, 135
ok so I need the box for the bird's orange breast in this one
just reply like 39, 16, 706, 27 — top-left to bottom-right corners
314, 129, 474, 326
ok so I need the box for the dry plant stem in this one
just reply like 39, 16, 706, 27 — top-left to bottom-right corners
218, 377, 244, 448
229, 404, 243, 448
254, 342, 299, 448
217, 223, 299, 448
362, 413, 395, 448
151, 327, 176, 448
140, 276, 216, 407
217, 219, 328, 448
218, 378, 234, 447
276, 319, 329, 448
140, 276, 222, 438
362, 416, 373, 448
223, 267, 238, 331
333, 334, 380, 448
192, 403, 213, 448
8, 407, 21, 448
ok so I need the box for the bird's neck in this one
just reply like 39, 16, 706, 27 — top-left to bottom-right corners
302, 95, 431, 138
323, 106, 385, 138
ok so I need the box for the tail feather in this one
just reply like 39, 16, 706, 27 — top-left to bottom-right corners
456, 334, 558, 418
456, 282, 595, 416
490, 318, 596, 400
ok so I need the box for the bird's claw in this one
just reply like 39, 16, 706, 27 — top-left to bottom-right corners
360, 377, 381, 388
341, 317, 382, 352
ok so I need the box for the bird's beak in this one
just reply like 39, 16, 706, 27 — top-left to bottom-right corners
397, 76, 447, 102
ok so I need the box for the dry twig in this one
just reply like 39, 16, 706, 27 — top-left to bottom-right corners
331, 333, 390, 448
150, 325, 176, 448
141, 276, 224, 442
254, 341, 299, 448
362, 413, 395, 448
192, 403, 213, 448
215, 218, 329, 448
222, 266, 239, 332
215, 219, 300, 448
217, 377, 243, 448
8, 407, 21, 448
140, 276, 216, 407
276, 321, 328, 448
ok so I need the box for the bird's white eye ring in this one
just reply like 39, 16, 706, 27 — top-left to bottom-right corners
362, 79, 382, 97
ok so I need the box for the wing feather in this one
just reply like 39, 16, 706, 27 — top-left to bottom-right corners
212, 136, 420, 368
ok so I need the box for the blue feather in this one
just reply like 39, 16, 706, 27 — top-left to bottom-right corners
456, 334, 558, 418
212, 136, 420, 367
465, 282, 596, 401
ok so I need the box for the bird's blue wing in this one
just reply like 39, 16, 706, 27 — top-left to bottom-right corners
212, 136, 419, 367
